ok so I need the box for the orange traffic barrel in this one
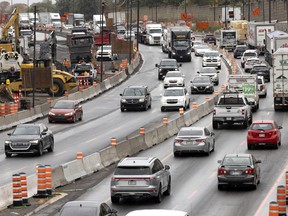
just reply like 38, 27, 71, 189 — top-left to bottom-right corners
0, 103, 5, 116
277, 185, 286, 216
33, 165, 48, 198
12, 174, 23, 207
19, 172, 29, 205
111, 138, 117, 146
5, 103, 10, 115
221, 85, 226, 91
45, 165, 52, 195
205, 97, 210, 101
162, 117, 168, 124
192, 102, 198, 108
269, 201, 279, 216
214, 91, 219, 96
76, 152, 83, 160
139, 128, 145, 134
179, 108, 184, 115
9, 103, 18, 114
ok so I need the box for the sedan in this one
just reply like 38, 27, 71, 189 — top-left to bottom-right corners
251, 63, 270, 82
173, 127, 215, 157
194, 45, 211, 57
197, 67, 220, 85
4, 123, 54, 157
217, 153, 261, 190
163, 71, 185, 88
247, 120, 282, 149
190, 76, 214, 94
48, 100, 83, 123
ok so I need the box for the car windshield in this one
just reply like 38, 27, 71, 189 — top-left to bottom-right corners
60, 206, 97, 216
99, 46, 111, 51
13, 126, 40, 135
174, 40, 189, 47
244, 52, 257, 57
197, 45, 209, 50
178, 129, 203, 136
114, 166, 151, 175
160, 61, 176, 66
257, 78, 263, 84
200, 68, 216, 73
21, 30, 33, 36
237, 46, 246, 51
53, 102, 74, 109
193, 42, 202, 46
247, 59, 260, 64
223, 157, 251, 166
251, 123, 273, 130
164, 89, 184, 96
253, 66, 268, 71
123, 88, 145, 96
193, 77, 209, 83
75, 65, 92, 71
149, 29, 162, 33
204, 52, 219, 57
166, 72, 181, 77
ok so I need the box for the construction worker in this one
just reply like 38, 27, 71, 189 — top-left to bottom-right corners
63, 58, 70, 72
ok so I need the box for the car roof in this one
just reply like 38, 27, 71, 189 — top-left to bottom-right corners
62, 201, 101, 208
125, 85, 147, 89
165, 87, 185, 90
244, 49, 257, 53
180, 127, 205, 131
126, 209, 188, 216
118, 157, 155, 166
252, 120, 274, 124
225, 154, 251, 158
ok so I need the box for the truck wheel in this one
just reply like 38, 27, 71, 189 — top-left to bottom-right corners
212, 121, 218, 129
243, 120, 248, 129
168, 52, 171, 58
48, 79, 64, 97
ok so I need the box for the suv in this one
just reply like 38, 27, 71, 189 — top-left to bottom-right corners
160, 87, 190, 111
110, 157, 171, 204
203, 34, 216, 45
241, 50, 258, 68
156, 59, 181, 80
256, 76, 267, 98
72, 62, 97, 85
120, 86, 152, 111
251, 63, 270, 82
202, 50, 222, 69
233, 45, 247, 58
96, 45, 116, 61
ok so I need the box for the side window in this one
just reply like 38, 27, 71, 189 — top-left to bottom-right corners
204, 128, 210, 136
152, 159, 163, 174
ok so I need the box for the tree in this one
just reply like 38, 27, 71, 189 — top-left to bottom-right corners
75, 0, 98, 21
30, 0, 57, 13
0, 1, 10, 13
55, 0, 72, 16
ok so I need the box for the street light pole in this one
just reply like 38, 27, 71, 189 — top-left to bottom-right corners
263, 0, 265, 22
100, 1, 105, 82
268, 0, 271, 23
224, 1, 227, 29
213, 0, 215, 22
129, 0, 132, 64
248, 0, 251, 22
136, 0, 139, 51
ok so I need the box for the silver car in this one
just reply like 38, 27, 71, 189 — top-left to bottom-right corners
110, 157, 171, 204
173, 127, 215, 157
197, 67, 220, 85
257, 76, 267, 97
194, 45, 211, 57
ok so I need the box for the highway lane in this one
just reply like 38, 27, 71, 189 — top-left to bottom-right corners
0, 43, 229, 186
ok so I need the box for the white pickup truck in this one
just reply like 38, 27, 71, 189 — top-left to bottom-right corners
212, 93, 253, 129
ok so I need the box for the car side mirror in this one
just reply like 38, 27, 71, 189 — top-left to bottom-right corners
197, 71, 200, 74
120, 93, 123, 96
155, 64, 158, 67
179, 64, 182, 67
41, 131, 47, 135
220, 54, 223, 57
279, 126, 283, 129
147, 92, 150, 95
217, 160, 222, 164
217, 71, 220, 73
256, 160, 261, 163
165, 165, 170, 170
7, 133, 11, 136
211, 132, 215, 136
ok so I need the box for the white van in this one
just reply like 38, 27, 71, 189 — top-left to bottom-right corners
126, 209, 189, 216
93, 14, 106, 33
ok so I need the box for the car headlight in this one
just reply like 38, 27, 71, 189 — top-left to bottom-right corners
161, 98, 166, 103
64, 112, 74, 116
121, 99, 126, 102
49, 111, 55, 116
187, 50, 191, 54
139, 98, 144, 102
172, 51, 176, 55
179, 98, 184, 102
30, 140, 39, 144
5, 140, 11, 144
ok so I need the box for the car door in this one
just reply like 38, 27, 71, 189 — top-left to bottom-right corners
252, 155, 261, 181
204, 128, 212, 151
40, 124, 49, 149
152, 159, 167, 191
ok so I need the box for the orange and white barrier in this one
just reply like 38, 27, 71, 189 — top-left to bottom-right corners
19, 172, 29, 205
12, 174, 23, 207
76, 152, 83, 160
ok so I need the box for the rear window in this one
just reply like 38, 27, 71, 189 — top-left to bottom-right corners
236, 47, 246, 51
164, 89, 184, 96
244, 52, 257, 57
223, 157, 251, 166
178, 129, 203, 136
251, 123, 273, 130
75, 65, 92, 71
218, 97, 245, 105
253, 66, 268, 71
114, 166, 151, 175
60, 206, 97, 216
160, 61, 177, 66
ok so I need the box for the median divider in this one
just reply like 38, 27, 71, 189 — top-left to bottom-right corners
62, 160, 87, 183
156, 124, 170, 143
83, 152, 104, 175
99, 146, 119, 167
167, 119, 180, 137
144, 129, 160, 148
176, 115, 185, 130
52, 166, 68, 188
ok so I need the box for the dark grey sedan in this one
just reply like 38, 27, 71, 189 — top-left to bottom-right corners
190, 76, 214, 94
217, 154, 261, 190
173, 127, 215, 157
4, 123, 54, 157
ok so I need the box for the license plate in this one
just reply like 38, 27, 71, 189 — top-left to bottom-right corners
259, 143, 266, 145
226, 117, 232, 120
259, 134, 265, 137
128, 180, 136, 185
231, 171, 241, 175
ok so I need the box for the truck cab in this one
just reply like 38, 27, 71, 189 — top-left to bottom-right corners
140, 24, 162, 45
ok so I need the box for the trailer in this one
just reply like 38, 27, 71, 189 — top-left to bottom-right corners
221, 7, 241, 22
68, 14, 85, 27
219, 29, 237, 51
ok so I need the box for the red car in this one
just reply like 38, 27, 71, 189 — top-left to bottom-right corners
247, 120, 282, 149
48, 100, 83, 123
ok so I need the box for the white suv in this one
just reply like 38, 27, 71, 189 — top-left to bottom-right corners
163, 71, 185, 88
257, 76, 267, 98
96, 45, 116, 61
202, 50, 222, 69
241, 50, 258, 68
160, 87, 190, 111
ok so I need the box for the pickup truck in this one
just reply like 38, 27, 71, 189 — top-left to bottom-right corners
212, 93, 253, 129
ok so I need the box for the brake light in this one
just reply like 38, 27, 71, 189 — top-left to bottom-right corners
175, 139, 183, 143
262, 84, 265, 89
196, 139, 205, 142
242, 109, 245, 115
111, 177, 120, 181
244, 168, 254, 175
218, 168, 227, 175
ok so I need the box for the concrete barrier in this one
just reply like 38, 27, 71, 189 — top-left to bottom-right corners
40, 102, 51, 116
175, 115, 185, 130
27, 173, 37, 197
144, 129, 160, 148
31, 105, 44, 120
103, 79, 112, 90
62, 160, 87, 183
83, 152, 104, 175
82, 88, 91, 101
99, 146, 119, 167
0, 183, 12, 210
109, 74, 119, 87
115, 139, 133, 158
52, 165, 68, 188
74, 91, 84, 103
128, 135, 147, 155
127, 64, 134, 75
183, 111, 193, 126
167, 119, 179, 137
156, 124, 169, 143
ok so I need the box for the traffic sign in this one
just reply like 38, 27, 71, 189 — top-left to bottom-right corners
181, 13, 193, 21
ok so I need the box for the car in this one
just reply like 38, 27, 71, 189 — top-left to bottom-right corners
190, 76, 214, 94
48, 100, 83, 123
62, 24, 74, 30
110, 157, 171, 204
197, 67, 220, 85
247, 120, 282, 150
241, 50, 258, 68
244, 57, 261, 73
163, 71, 185, 88
126, 209, 189, 216
173, 126, 215, 157
156, 59, 181, 80
72, 62, 97, 85
251, 63, 271, 82
4, 123, 54, 157
203, 34, 216, 45
217, 153, 261, 190
194, 45, 211, 57
202, 50, 222, 69
96, 45, 115, 61
233, 45, 247, 59
160, 87, 190, 111
120, 85, 152, 111
191, 41, 202, 52
59, 201, 117, 216
124, 30, 135, 40
257, 76, 267, 98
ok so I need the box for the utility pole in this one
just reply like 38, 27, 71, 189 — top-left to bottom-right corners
248, 0, 251, 22
32, 6, 36, 108
100, 1, 105, 82
213, 0, 216, 22
129, 0, 132, 64
224, 1, 227, 29
263, 0, 265, 22
136, 0, 139, 51
268, 0, 271, 23
242, 0, 245, 20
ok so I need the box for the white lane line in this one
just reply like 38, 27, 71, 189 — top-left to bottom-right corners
85, 137, 98, 144
188, 190, 198, 199
162, 152, 173, 163
209, 171, 217, 179
54, 151, 68, 157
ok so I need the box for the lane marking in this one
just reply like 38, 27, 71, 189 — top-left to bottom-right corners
162, 152, 173, 163
209, 171, 217, 179
54, 151, 67, 157
188, 190, 198, 199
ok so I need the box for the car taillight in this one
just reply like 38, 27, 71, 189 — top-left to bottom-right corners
262, 84, 265, 89
175, 139, 183, 143
196, 139, 205, 142
111, 177, 120, 181
242, 109, 245, 115
244, 168, 254, 175
218, 168, 227, 175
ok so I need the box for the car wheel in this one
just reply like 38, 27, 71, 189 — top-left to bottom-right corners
72, 115, 76, 123
247, 144, 253, 150
215, 81, 219, 86
174, 152, 180, 157
5, 152, 12, 158
158, 75, 162, 80
163, 178, 171, 196
274, 143, 279, 150
212, 121, 218, 129
206, 144, 211, 156
218, 184, 224, 190
242, 120, 248, 129
79, 113, 83, 121
47, 138, 54, 152
149, 100, 152, 109
121, 108, 125, 112
187, 100, 190, 109
37, 143, 43, 156
155, 185, 162, 203
111, 196, 120, 204
212, 140, 215, 152
161, 107, 165, 112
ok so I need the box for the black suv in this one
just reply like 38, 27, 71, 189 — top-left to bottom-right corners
203, 34, 216, 45
120, 86, 152, 111
251, 63, 270, 82
233, 45, 247, 58
156, 59, 181, 80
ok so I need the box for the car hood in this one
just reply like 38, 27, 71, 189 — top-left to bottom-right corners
149, 33, 162, 37
7, 135, 40, 142
162, 95, 184, 99
191, 82, 212, 87
200, 73, 217, 77
122, 96, 145, 99
50, 108, 74, 114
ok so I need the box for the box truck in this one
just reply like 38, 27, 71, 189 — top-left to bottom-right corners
219, 29, 237, 51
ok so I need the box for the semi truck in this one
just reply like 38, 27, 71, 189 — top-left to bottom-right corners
219, 29, 237, 51
264, 30, 288, 66
247, 22, 275, 54
68, 14, 85, 27
166, 26, 191, 62
272, 48, 288, 111
139, 23, 162, 45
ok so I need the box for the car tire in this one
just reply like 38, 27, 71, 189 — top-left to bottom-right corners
5, 152, 12, 158
72, 115, 76, 123
155, 185, 162, 203
79, 113, 83, 121
174, 152, 180, 157
215, 81, 219, 86
163, 178, 171, 196
242, 120, 248, 129
47, 138, 54, 152
187, 100, 190, 109
158, 75, 162, 80
161, 107, 165, 112
121, 108, 125, 112
274, 143, 279, 150
247, 144, 252, 150
212, 141, 215, 152
218, 184, 224, 190
111, 196, 120, 204
37, 143, 43, 156
212, 121, 218, 129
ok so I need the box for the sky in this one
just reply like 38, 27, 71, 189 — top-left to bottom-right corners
8, 0, 56, 6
